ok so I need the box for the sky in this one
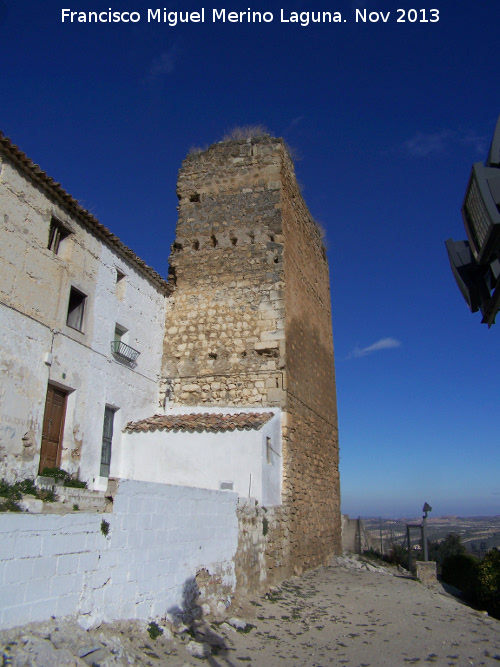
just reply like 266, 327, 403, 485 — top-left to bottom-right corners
1, 0, 499, 519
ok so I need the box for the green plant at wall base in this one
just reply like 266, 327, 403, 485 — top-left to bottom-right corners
0, 498, 22, 512
0, 479, 23, 511
41, 467, 87, 488
41, 467, 68, 481
15, 479, 38, 496
37, 488, 57, 502
64, 478, 87, 489
262, 517, 269, 536
147, 621, 163, 640
0, 477, 58, 511
73, 504, 79, 511
0, 478, 22, 501
100, 519, 110, 537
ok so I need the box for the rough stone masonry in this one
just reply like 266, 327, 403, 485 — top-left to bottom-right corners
161, 135, 341, 585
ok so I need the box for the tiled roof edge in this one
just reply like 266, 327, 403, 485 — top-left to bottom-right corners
123, 411, 275, 434
0, 131, 171, 296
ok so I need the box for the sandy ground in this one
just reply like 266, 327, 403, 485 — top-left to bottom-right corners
2, 556, 500, 666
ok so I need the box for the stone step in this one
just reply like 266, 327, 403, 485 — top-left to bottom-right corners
35, 477, 111, 513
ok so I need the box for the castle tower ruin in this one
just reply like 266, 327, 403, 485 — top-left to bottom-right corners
162, 135, 341, 578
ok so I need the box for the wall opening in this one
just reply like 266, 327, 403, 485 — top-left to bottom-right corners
66, 287, 86, 332
48, 217, 72, 254
100, 406, 116, 477
115, 269, 126, 299
220, 481, 234, 491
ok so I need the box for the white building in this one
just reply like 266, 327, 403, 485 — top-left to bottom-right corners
117, 407, 282, 505
0, 133, 169, 490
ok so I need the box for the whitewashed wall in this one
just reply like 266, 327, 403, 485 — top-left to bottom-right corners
0, 151, 167, 488
0, 480, 238, 631
116, 408, 283, 505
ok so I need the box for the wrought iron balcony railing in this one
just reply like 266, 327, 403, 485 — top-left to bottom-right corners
110, 340, 140, 364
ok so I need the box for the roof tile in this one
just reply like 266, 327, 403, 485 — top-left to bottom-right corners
123, 412, 274, 434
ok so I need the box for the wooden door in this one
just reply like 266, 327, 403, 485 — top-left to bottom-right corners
39, 385, 67, 473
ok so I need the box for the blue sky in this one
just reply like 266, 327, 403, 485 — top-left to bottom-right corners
1, 0, 499, 518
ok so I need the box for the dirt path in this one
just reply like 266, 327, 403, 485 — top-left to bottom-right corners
2, 557, 500, 666
223, 562, 500, 666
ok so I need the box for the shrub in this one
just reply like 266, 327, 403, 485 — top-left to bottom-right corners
428, 533, 467, 574
434, 533, 466, 562
362, 547, 383, 562
0, 498, 22, 512
0, 477, 59, 509
36, 488, 57, 502
41, 467, 87, 488
63, 478, 87, 488
384, 543, 409, 570
147, 621, 163, 640
441, 553, 480, 598
0, 478, 24, 510
0, 478, 22, 501
222, 125, 269, 142
15, 479, 38, 496
41, 467, 68, 481
477, 548, 500, 618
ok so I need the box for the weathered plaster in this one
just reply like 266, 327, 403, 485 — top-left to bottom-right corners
0, 480, 239, 630
0, 147, 168, 488
117, 407, 282, 505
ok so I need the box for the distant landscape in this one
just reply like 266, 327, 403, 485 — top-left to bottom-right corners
363, 515, 500, 556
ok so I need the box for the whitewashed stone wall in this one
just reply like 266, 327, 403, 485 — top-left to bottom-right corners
117, 407, 282, 506
0, 480, 238, 631
0, 149, 168, 489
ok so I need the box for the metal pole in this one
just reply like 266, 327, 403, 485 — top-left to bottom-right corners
423, 514, 428, 562
406, 524, 412, 572
422, 502, 432, 562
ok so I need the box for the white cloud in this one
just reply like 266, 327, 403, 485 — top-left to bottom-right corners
460, 130, 488, 156
283, 116, 304, 135
403, 127, 488, 158
146, 45, 180, 88
351, 337, 401, 358
404, 130, 453, 157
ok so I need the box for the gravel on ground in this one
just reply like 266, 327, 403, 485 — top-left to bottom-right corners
2, 555, 500, 666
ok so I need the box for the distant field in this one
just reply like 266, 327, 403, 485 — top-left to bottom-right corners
362, 515, 500, 556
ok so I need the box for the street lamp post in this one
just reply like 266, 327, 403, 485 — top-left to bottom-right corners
422, 502, 432, 562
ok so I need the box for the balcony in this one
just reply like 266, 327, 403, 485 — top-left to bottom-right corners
110, 340, 140, 365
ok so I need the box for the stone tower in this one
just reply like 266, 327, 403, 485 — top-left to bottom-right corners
162, 135, 340, 576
